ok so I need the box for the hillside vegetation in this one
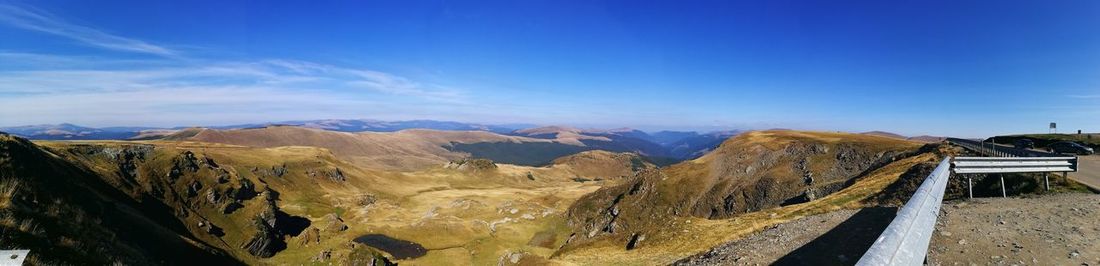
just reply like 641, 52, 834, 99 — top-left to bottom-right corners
553, 131, 933, 264
0, 131, 666, 265
0, 128, 948, 265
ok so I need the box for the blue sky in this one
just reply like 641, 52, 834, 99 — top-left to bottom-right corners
0, 0, 1098, 137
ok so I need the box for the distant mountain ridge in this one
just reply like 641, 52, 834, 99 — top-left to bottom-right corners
0, 121, 749, 162
0, 119, 535, 140
859, 131, 946, 143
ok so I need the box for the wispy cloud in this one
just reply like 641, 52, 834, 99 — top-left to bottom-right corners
0, 56, 466, 101
0, 3, 176, 56
0, 54, 471, 126
1069, 94, 1100, 99
0, 3, 475, 126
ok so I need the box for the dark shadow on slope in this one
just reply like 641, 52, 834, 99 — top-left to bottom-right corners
772, 207, 897, 266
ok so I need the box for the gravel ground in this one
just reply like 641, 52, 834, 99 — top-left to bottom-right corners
929, 193, 1100, 265
673, 207, 896, 266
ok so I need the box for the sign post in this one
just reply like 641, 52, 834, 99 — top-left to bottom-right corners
1050, 122, 1057, 134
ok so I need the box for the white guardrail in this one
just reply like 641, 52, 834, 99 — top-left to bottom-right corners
856, 157, 951, 266
952, 157, 1077, 174
0, 250, 29, 266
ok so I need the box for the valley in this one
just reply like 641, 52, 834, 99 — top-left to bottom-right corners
0, 124, 957, 265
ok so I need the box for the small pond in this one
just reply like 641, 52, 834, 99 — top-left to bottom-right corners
352, 234, 428, 259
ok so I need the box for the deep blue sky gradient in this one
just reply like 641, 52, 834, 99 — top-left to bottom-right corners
1, 0, 1098, 137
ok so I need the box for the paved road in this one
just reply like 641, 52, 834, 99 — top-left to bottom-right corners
1070, 154, 1100, 190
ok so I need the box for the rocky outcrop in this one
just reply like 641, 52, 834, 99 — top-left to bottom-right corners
297, 227, 321, 246
238, 189, 311, 257
320, 213, 349, 232
445, 158, 498, 172
241, 214, 281, 258
307, 168, 346, 182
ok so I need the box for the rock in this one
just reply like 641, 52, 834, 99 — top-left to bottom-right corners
187, 181, 202, 197
206, 223, 225, 237
223, 202, 243, 214
232, 178, 258, 200
445, 159, 498, 172
320, 213, 348, 232
216, 171, 230, 184
310, 249, 331, 262
1071, 250, 1080, 258
240, 217, 281, 258
297, 227, 321, 246
625, 233, 643, 250
206, 189, 221, 204
357, 194, 377, 206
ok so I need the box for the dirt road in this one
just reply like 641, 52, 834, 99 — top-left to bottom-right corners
928, 193, 1100, 265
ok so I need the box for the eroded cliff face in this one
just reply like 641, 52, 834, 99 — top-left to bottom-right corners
558, 131, 924, 253
0, 134, 397, 264
0, 134, 242, 264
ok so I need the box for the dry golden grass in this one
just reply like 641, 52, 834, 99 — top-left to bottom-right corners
182, 126, 571, 171
50, 138, 624, 265
22, 129, 930, 265
553, 153, 936, 265
0, 178, 20, 209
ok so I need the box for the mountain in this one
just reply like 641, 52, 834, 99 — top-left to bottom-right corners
510, 126, 677, 163
164, 125, 682, 169
0, 133, 246, 264
649, 131, 700, 146
861, 131, 945, 143
0, 120, 535, 140
0, 128, 663, 264
511, 126, 749, 163
1, 127, 951, 265
860, 131, 907, 140
274, 119, 529, 134
664, 131, 740, 159
907, 135, 947, 143
0, 123, 149, 140
556, 130, 936, 263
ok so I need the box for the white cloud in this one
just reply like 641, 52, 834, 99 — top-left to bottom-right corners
0, 4, 176, 56
0, 54, 472, 126
0, 4, 472, 126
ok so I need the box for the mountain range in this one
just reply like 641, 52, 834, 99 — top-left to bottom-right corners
0, 126, 947, 265
0, 120, 742, 163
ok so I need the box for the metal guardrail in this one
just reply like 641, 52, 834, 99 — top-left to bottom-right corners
952, 157, 1077, 174
0, 250, 29, 266
859, 138, 1085, 265
947, 137, 1078, 197
946, 138, 1064, 158
857, 157, 951, 266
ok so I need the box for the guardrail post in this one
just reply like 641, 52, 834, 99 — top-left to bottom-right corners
1044, 173, 1050, 191
967, 175, 973, 199
999, 175, 1007, 197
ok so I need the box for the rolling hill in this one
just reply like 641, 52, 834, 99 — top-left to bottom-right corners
554, 130, 933, 263
0, 128, 953, 265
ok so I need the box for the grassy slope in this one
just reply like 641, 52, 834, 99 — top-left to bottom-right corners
0, 135, 243, 265
554, 152, 937, 265
662, 130, 922, 217
28, 136, 650, 265
552, 130, 927, 265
